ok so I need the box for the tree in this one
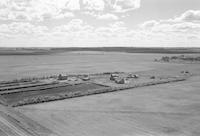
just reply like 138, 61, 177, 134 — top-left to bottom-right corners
58, 74, 62, 80
161, 56, 170, 62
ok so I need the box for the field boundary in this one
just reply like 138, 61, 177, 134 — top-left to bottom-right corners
11, 77, 187, 107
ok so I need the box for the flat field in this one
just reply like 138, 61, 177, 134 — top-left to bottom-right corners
11, 51, 200, 136
18, 76, 200, 136
0, 52, 189, 81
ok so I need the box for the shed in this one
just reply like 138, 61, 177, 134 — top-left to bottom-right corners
115, 78, 129, 84
110, 74, 119, 81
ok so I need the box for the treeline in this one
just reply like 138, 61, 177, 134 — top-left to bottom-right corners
1, 47, 200, 55
0, 75, 57, 85
50, 47, 200, 54
157, 55, 200, 62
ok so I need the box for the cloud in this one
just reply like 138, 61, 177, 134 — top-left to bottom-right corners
0, 22, 48, 36
51, 21, 135, 47
0, 0, 77, 21
140, 20, 159, 29
2, 6, 199, 48
0, 19, 126, 40
95, 21, 126, 37
0, 19, 134, 47
0, 19, 199, 47
55, 12, 74, 19
0, 0, 140, 21
53, 19, 93, 33
97, 13, 119, 20
112, 0, 141, 12
82, 0, 105, 11
83, 11, 119, 21
136, 10, 200, 47
141, 10, 200, 34
65, 0, 80, 10
81, 0, 141, 12
177, 10, 200, 22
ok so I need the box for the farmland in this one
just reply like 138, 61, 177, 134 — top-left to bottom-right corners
18, 75, 200, 136
1, 82, 108, 106
0, 66, 190, 107
0, 50, 199, 136
0, 49, 199, 81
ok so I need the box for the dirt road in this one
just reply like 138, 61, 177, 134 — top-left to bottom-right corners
0, 115, 30, 136
0, 105, 57, 136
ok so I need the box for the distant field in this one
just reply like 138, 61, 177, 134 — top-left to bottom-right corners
0, 48, 52, 55
1, 47, 200, 56
50, 47, 200, 54
0, 51, 197, 81
0, 52, 162, 81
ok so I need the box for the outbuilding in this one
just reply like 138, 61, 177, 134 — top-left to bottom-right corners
81, 75, 90, 81
115, 78, 129, 84
127, 74, 139, 79
110, 74, 119, 81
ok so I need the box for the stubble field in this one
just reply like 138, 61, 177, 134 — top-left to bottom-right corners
8, 51, 199, 136
0, 52, 185, 81
17, 76, 200, 136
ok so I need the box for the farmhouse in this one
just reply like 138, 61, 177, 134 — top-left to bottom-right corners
127, 74, 139, 79
150, 76, 156, 79
58, 74, 68, 80
67, 77, 78, 81
181, 70, 189, 74
115, 78, 129, 84
81, 75, 90, 81
110, 74, 119, 81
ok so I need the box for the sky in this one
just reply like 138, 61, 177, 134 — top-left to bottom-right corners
0, 0, 200, 47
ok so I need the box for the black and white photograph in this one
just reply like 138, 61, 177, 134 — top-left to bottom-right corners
0, 0, 200, 136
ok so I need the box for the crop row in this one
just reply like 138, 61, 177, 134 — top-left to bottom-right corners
0, 83, 70, 95
0, 82, 58, 92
